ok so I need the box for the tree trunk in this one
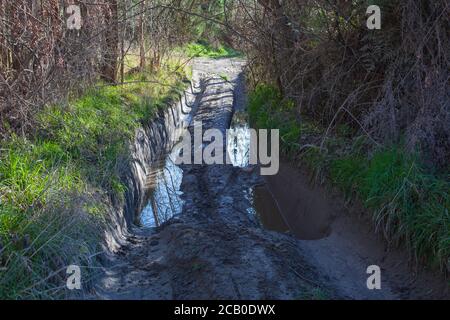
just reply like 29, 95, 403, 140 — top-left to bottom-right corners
139, 0, 146, 71
101, 0, 119, 83
120, 0, 126, 83
0, 0, 8, 69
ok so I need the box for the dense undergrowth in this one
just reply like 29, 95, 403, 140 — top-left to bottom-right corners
236, 0, 450, 169
0, 57, 190, 299
249, 84, 450, 272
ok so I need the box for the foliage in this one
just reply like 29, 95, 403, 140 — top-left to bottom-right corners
234, 0, 450, 168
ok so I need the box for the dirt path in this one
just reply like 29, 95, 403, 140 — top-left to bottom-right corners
95, 58, 326, 299
94, 58, 448, 300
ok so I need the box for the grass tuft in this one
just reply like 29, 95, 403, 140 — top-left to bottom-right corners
330, 148, 450, 268
248, 84, 302, 155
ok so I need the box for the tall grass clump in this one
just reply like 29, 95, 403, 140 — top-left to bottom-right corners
331, 147, 450, 269
0, 138, 105, 299
248, 84, 302, 155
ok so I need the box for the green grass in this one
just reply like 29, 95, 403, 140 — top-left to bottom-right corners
248, 84, 450, 270
0, 59, 189, 299
330, 148, 450, 268
248, 84, 303, 154
180, 40, 241, 59
37, 62, 187, 193
0, 139, 85, 237
0, 137, 103, 298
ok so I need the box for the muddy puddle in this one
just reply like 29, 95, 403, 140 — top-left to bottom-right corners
246, 186, 289, 233
247, 171, 334, 240
261, 164, 335, 239
140, 143, 185, 227
228, 112, 335, 240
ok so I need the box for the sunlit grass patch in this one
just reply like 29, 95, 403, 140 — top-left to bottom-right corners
248, 84, 302, 154
179, 41, 241, 59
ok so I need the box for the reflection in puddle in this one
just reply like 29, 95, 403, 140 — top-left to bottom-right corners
251, 186, 290, 233
228, 112, 294, 237
248, 172, 334, 240
140, 143, 184, 227
227, 111, 251, 168
227, 112, 334, 240
250, 162, 334, 240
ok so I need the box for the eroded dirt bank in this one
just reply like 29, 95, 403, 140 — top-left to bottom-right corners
95, 58, 448, 300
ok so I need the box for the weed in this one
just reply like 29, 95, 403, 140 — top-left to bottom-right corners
248, 84, 302, 154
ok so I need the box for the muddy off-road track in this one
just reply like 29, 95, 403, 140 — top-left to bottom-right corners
95, 58, 449, 300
